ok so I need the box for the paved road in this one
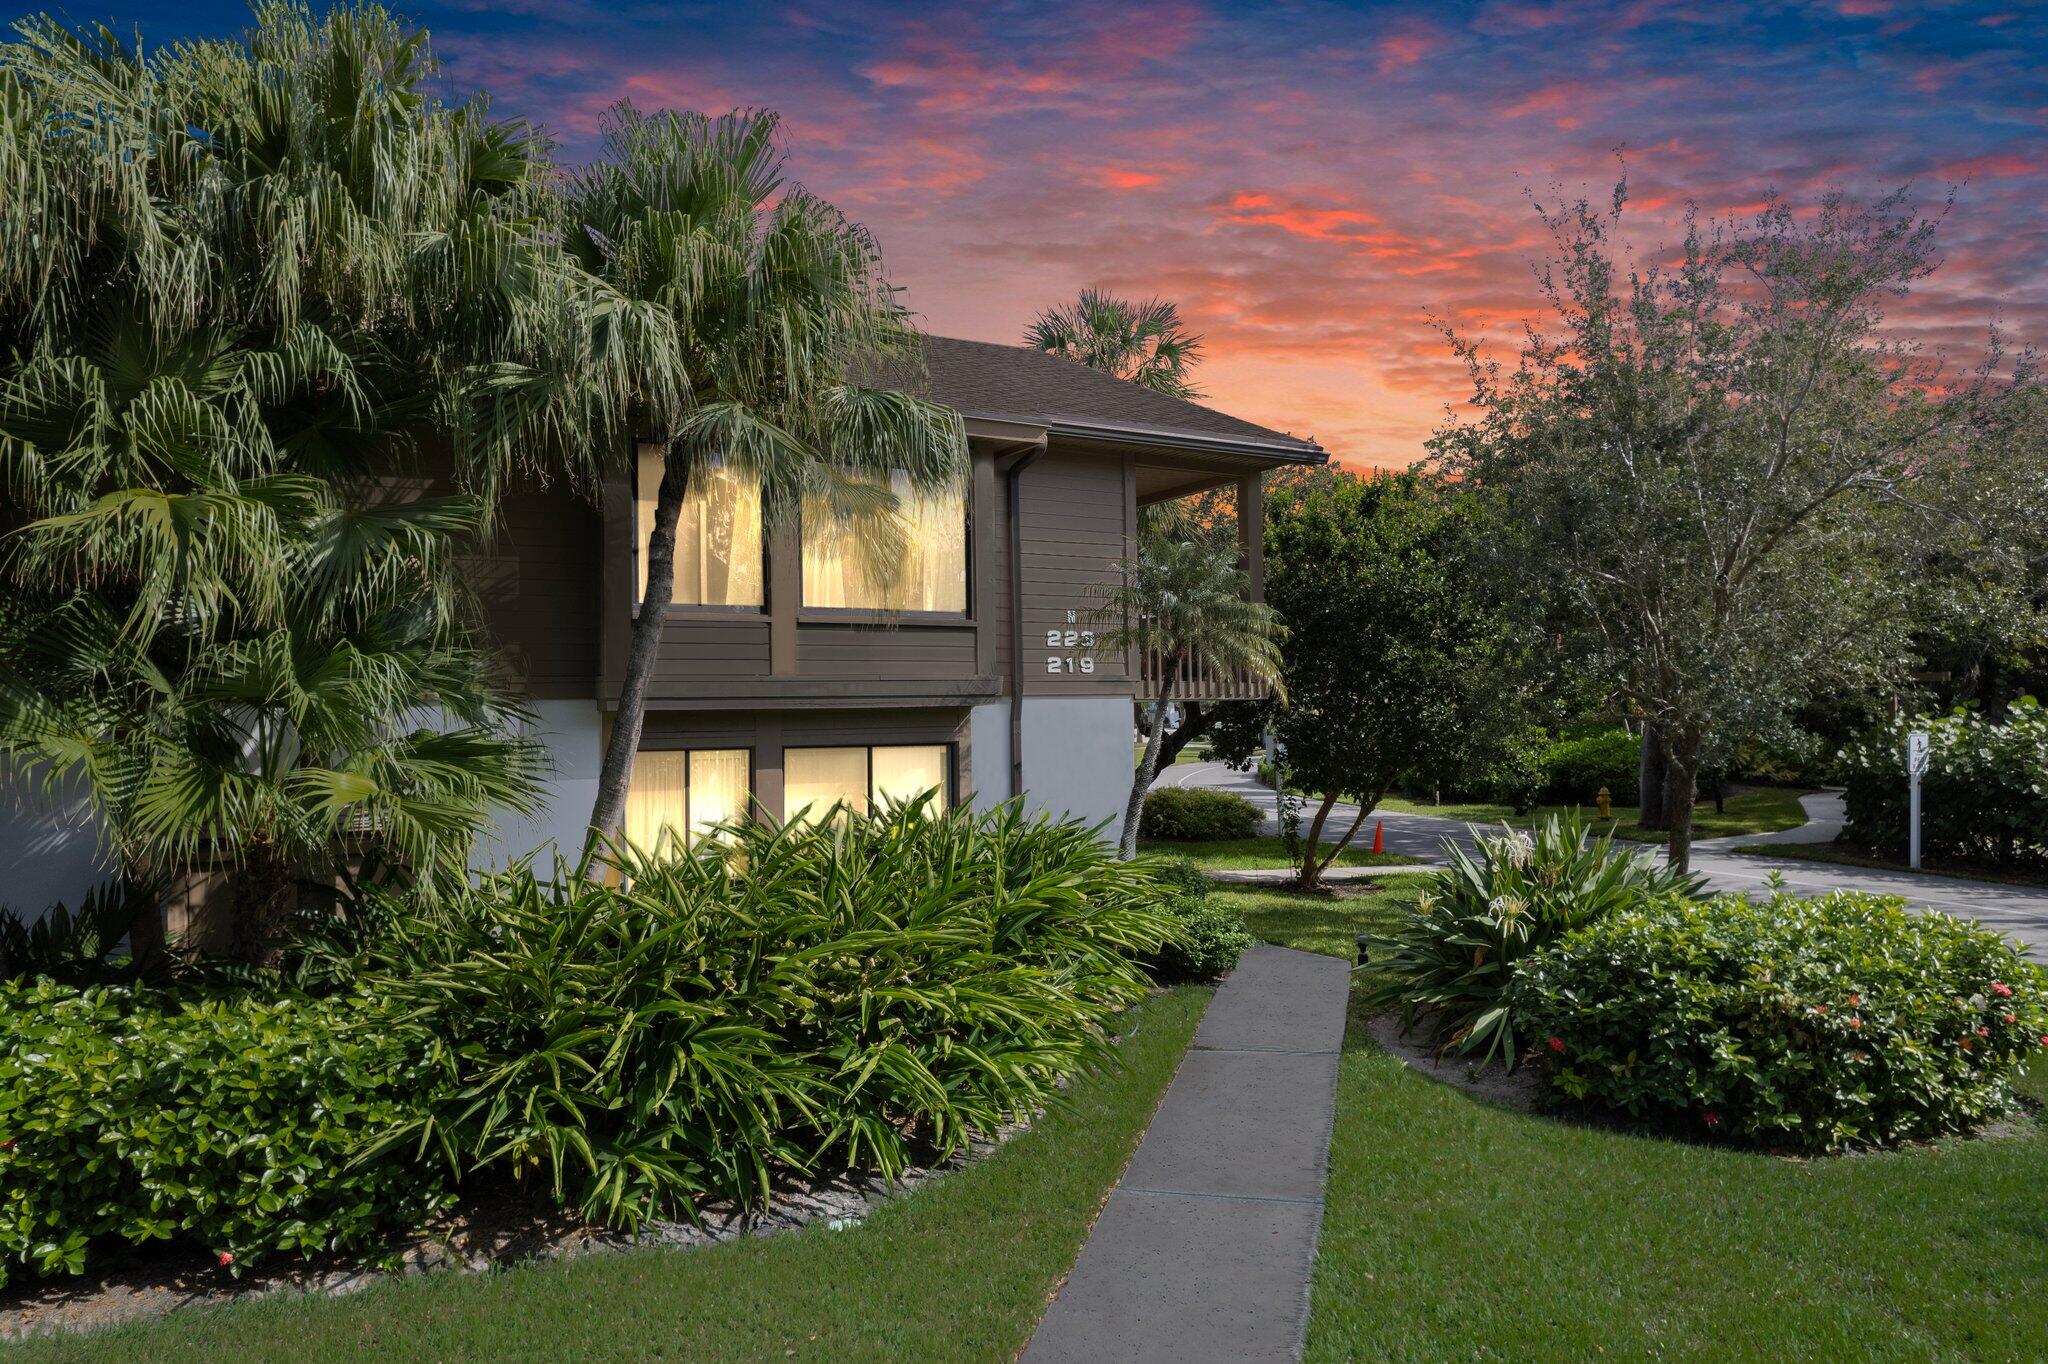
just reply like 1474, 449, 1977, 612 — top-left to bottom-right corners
1158, 761, 2048, 956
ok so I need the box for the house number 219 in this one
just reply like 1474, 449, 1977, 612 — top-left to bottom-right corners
1047, 614, 1097, 674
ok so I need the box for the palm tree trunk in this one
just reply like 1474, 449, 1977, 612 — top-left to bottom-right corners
1118, 660, 1180, 860
588, 451, 690, 852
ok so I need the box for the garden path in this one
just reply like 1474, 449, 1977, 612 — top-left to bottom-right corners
1022, 945, 1349, 1364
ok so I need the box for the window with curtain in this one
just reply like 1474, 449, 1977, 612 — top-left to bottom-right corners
635, 450, 764, 608
783, 744, 950, 825
623, 749, 751, 854
801, 472, 967, 614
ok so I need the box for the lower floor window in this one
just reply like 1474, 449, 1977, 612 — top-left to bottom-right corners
784, 744, 950, 824
625, 748, 750, 854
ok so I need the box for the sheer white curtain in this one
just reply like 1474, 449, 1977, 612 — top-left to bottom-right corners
636, 451, 764, 607
624, 749, 750, 855
784, 747, 869, 824
802, 472, 966, 613
872, 745, 948, 812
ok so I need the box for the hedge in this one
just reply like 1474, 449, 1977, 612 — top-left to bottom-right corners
1840, 701, 2048, 870
1139, 786, 1262, 841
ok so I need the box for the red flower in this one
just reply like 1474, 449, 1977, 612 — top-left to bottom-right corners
1991, 982, 2013, 998
1976, 1026, 1991, 1038
1547, 1036, 1565, 1054
1702, 1112, 1721, 1128
0, 1139, 14, 1150
1960, 1037, 1974, 1050
217, 1251, 234, 1268
1848, 1018, 1862, 1030
2004, 1013, 2017, 1025
2039, 1036, 2048, 1048
1812, 1004, 1828, 1015
1847, 993, 1861, 1007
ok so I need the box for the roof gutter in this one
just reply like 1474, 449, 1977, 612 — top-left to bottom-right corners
997, 438, 1047, 800
1036, 418, 1326, 465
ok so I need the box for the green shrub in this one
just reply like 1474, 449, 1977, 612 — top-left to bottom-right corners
0, 982, 452, 1285
1139, 786, 1262, 841
356, 800, 1176, 1230
1513, 892, 2048, 1152
1538, 728, 1639, 807
1840, 702, 2048, 870
1142, 857, 1251, 982
0, 881, 155, 985
1357, 812, 1703, 1064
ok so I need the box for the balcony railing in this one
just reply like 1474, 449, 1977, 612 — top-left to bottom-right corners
1139, 644, 1273, 703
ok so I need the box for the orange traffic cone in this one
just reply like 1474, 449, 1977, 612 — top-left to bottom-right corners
1371, 820, 1384, 855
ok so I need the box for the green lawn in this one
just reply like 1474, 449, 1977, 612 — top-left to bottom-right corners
20, 990, 1207, 1364
1133, 742, 1211, 767
1139, 837, 1421, 872
1211, 875, 1432, 958
1375, 785, 1812, 845
1227, 876, 2048, 1360
1731, 840, 2048, 891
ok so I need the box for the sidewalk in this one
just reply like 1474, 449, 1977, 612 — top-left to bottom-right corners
1022, 945, 1350, 1364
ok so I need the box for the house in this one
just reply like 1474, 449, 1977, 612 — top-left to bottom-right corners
475, 336, 1323, 859
0, 338, 1322, 920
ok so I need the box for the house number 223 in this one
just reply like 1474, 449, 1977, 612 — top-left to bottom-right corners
1046, 620, 1097, 674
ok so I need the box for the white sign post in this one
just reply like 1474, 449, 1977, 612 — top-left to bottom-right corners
1906, 730, 1930, 869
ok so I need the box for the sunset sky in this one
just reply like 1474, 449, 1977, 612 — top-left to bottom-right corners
70, 0, 2048, 469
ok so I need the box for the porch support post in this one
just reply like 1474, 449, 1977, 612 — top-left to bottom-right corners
1237, 471, 1264, 603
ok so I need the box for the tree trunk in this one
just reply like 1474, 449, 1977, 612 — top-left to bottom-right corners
1637, 717, 1668, 830
1118, 661, 1180, 860
588, 451, 690, 855
1299, 797, 1374, 893
1152, 700, 1209, 769
1663, 727, 1700, 874
1292, 794, 1339, 891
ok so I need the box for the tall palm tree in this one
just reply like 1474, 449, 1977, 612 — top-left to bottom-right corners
1094, 537, 1284, 859
0, 5, 620, 944
561, 105, 968, 845
1025, 289, 1205, 399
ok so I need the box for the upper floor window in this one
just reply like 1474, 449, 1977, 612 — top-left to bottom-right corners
801, 472, 967, 614
635, 450, 764, 609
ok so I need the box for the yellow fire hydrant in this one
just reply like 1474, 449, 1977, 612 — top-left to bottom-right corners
1597, 786, 1613, 820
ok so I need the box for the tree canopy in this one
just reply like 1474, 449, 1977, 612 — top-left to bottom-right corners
1431, 180, 2038, 869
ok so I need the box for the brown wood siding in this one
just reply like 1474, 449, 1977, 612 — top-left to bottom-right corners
1016, 447, 1134, 697
798, 623, 979, 680
476, 485, 602, 699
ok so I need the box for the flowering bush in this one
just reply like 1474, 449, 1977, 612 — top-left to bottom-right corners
1356, 811, 1702, 1064
1840, 700, 2048, 870
1512, 891, 2048, 1152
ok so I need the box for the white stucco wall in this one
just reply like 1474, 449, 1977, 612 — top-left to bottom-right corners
471, 698, 606, 871
969, 695, 1135, 843
0, 766, 115, 922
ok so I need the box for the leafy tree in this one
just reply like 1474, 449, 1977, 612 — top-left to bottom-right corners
1025, 288, 1205, 398
1212, 473, 1524, 889
1432, 182, 2034, 870
562, 106, 967, 845
1095, 537, 1284, 860
0, 6, 620, 947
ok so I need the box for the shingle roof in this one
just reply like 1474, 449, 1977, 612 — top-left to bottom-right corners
882, 336, 1325, 463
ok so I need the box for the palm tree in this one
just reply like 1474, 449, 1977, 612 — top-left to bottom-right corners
1094, 538, 1284, 859
561, 105, 968, 845
0, 5, 615, 947
1025, 289, 1205, 399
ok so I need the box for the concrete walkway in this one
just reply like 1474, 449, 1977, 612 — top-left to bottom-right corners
1023, 945, 1350, 1364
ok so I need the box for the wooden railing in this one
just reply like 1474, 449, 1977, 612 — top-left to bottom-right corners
1139, 645, 1272, 703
